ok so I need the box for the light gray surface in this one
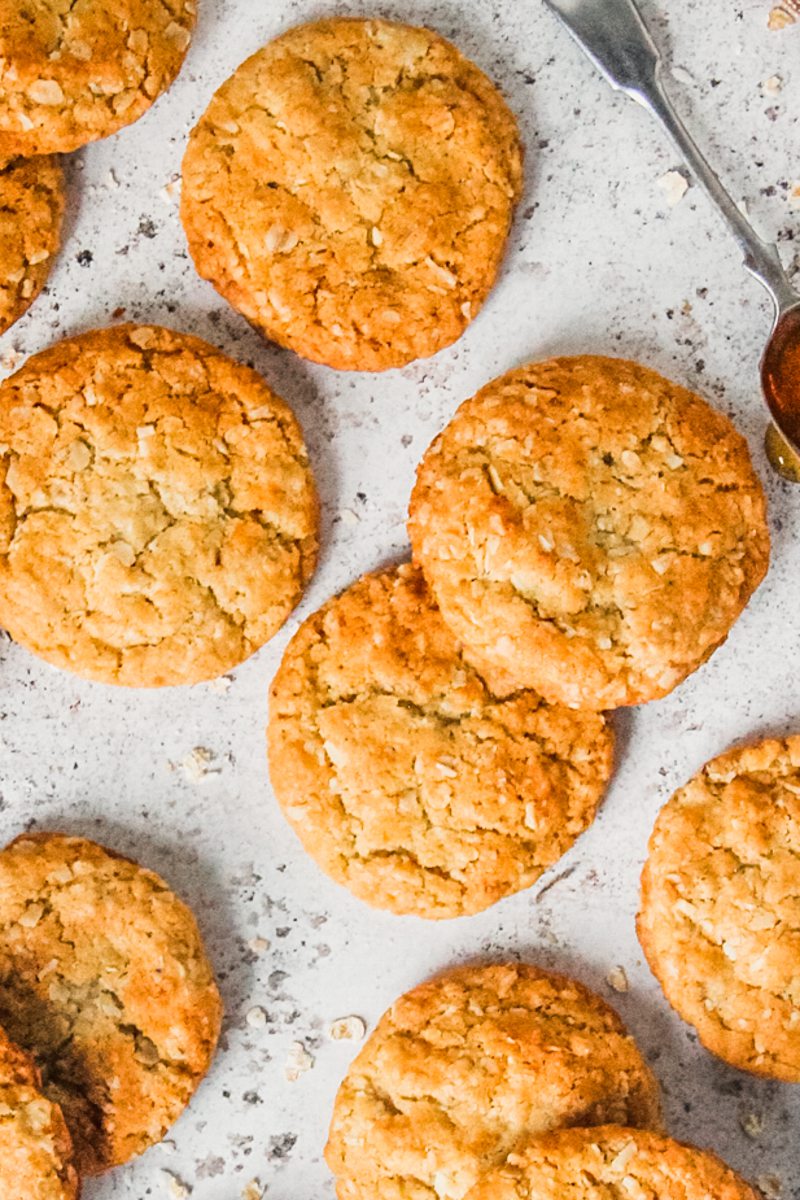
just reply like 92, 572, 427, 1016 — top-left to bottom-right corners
0, 0, 798, 1196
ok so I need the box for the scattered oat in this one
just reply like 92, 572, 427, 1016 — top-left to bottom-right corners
739, 1111, 764, 1139
606, 966, 629, 993
762, 74, 783, 95
284, 1040, 314, 1081
757, 1175, 783, 1199
246, 1005, 268, 1028
657, 170, 689, 207
328, 1015, 367, 1042
161, 1171, 191, 1198
248, 936, 270, 955
789, 183, 800, 211
670, 65, 695, 86
0, 348, 23, 373
242, 1182, 265, 1200
206, 676, 231, 696
768, 3, 797, 29
161, 174, 181, 203
173, 746, 219, 783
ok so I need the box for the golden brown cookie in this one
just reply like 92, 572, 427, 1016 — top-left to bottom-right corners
0, 832, 222, 1175
0, 324, 319, 686
638, 735, 800, 1081
409, 356, 769, 710
181, 17, 523, 371
268, 564, 613, 919
0, 155, 64, 335
326, 964, 662, 1200
464, 1126, 759, 1200
0, 0, 195, 156
0, 1024, 79, 1200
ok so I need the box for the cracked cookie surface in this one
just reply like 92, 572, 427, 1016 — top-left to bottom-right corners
0, 155, 64, 335
638, 735, 800, 1081
464, 1125, 759, 1200
0, 1024, 79, 1200
0, 323, 319, 686
0, 0, 195, 156
408, 356, 770, 709
268, 564, 613, 918
0, 832, 222, 1175
326, 963, 662, 1200
181, 17, 523, 371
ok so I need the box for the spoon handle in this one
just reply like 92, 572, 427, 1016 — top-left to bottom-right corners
542, 0, 798, 316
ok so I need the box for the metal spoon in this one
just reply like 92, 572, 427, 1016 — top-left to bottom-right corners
541, 0, 800, 479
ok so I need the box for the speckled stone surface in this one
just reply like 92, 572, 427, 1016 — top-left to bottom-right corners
0, 1, 798, 1198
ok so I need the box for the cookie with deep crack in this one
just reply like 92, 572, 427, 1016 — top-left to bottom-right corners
0, 832, 222, 1174
181, 17, 523, 371
638, 735, 800, 1081
0, 155, 64, 335
0, 324, 319, 686
464, 1126, 759, 1200
409, 356, 769, 709
0, 0, 195, 156
0, 1024, 79, 1199
268, 563, 613, 919
326, 963, 662, 1200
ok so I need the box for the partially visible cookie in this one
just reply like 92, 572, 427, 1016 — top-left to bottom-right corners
0, 832, 222, 1175
0, 1025, 79, 1200
181, 17, 523, 371
0, 324, 319, 686
0, 0, 195, 156
464, 1126, 759, 1200
326, 964, 662, 1200
268, 563, 613, 919
0, 155, 64, 335
409, 356, 770, 710
638, 735, 800, 1081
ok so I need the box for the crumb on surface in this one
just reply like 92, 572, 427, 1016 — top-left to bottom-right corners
328, 1015, 367, 1041
657, 170, 689, 207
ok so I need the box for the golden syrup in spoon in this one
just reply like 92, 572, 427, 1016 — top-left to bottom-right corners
763, 305, 800, 481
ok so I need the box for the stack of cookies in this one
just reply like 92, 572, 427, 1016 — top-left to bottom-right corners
324, 962, 761, 1200
0, 831, 221, 1192
268, 354, 770, 920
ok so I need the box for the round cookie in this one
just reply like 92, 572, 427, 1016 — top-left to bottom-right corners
464, 1126, 759, 1200
326, 963, 662, 1200
268, 563, 613, 919
0, 155, 64, 335
0, 1025, 79, 1200
0, 0, 196, 157
0, 832, 222, 1174
408, 356, 770, 710
0, 324, 319, 686
638, 735, 800, 1081
181, 17, 523, 371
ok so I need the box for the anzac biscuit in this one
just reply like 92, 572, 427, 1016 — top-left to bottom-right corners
268, 564, 613, 919
181, 17, 523, 371
465, 1126, 759, 1200
0, 1025, 79, 1199
326, 964, 662, 1200
639, 735, 800, 1081
0, 324, 319, 686
0, 832, 222, 1174
409, 356, 769, 709
0, 0, 195, 156
0, 154, 64, 335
